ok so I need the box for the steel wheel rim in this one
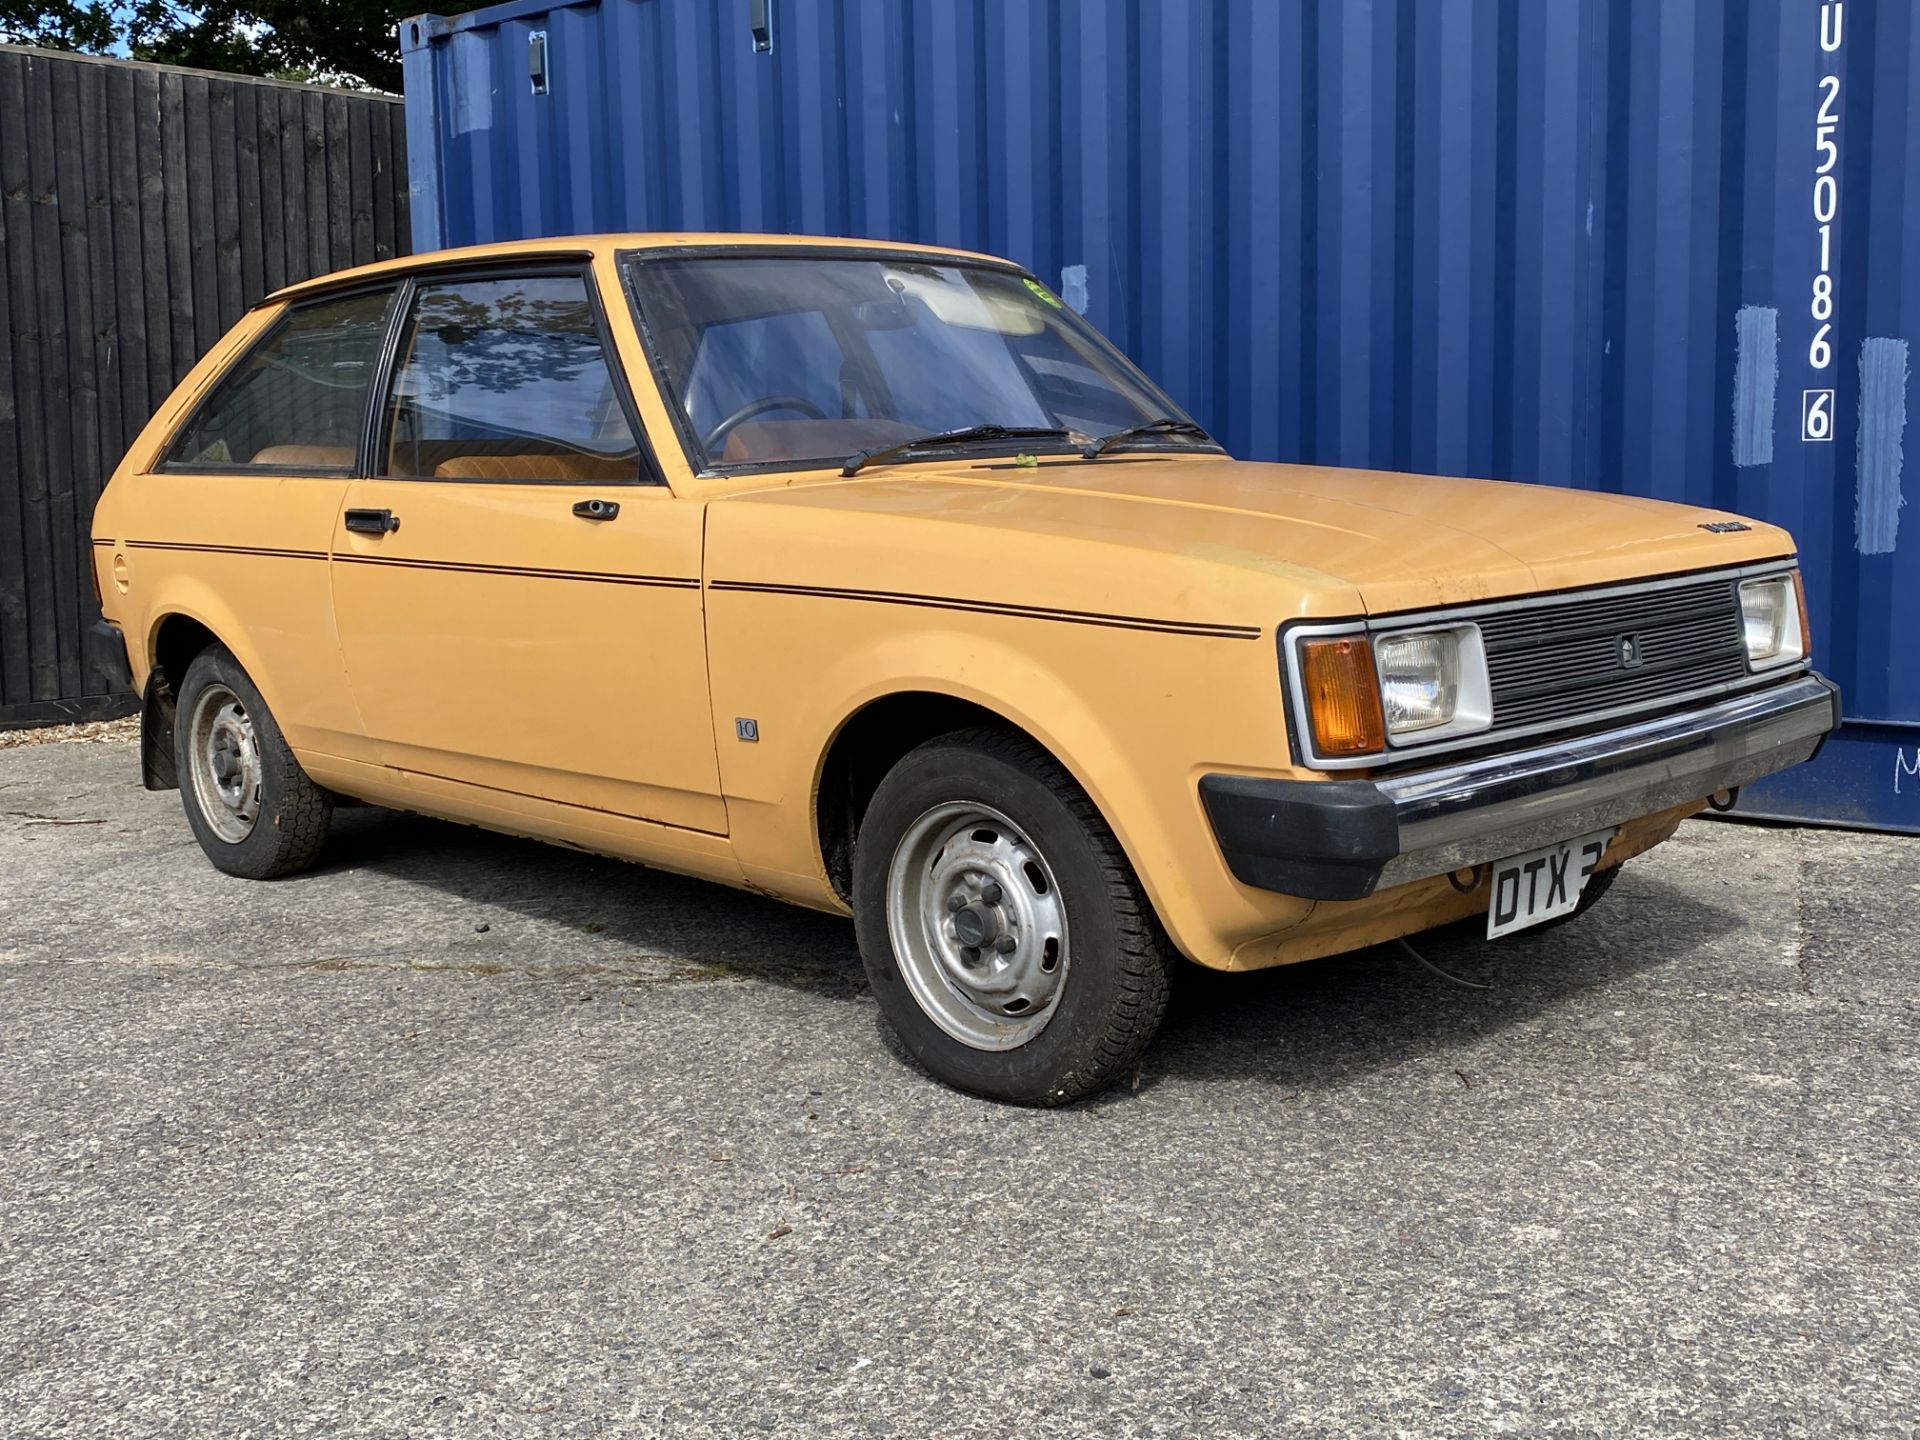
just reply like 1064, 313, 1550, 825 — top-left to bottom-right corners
185, 683, 262, 844
885, 801, 1070, 1051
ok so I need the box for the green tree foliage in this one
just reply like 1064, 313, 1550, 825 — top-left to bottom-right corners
1, 0, 488, 94
1, 1, 120, 56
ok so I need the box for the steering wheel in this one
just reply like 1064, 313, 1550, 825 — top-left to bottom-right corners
701, 394, 828, 456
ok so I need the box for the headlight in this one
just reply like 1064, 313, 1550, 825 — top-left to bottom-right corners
1375, 623, 1492, 743
1738, 574, 1807, 668
1376, 630, 1461, 735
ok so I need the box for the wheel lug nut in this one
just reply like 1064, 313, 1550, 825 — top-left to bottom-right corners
993, 935, 1017, 954
981, 882, 1003, 905
961, 946, 981, 965
947, 894, 966, 913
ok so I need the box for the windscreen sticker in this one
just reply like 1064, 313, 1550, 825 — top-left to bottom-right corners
1022, 277, 1064, 310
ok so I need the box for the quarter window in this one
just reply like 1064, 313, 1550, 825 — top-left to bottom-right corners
165, 288, 393, 470
380, 273, 642, 483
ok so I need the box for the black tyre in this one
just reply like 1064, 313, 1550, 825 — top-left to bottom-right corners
174, 645, 332, 879
852, 728, 1175, 1105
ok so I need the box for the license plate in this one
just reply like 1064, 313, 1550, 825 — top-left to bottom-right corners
1486, 830, 1616, 939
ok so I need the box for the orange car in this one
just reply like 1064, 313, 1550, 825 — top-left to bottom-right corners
91, 234, 1837, 1102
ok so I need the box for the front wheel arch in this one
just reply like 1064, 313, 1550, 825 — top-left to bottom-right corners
815, 691, 1009, 903
814, 690, 1136, 916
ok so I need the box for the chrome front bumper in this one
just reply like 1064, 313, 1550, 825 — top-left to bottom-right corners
1199, 673, 1840, 900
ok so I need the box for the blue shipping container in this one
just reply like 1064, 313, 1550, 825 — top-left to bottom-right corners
401, 0, 1918, 831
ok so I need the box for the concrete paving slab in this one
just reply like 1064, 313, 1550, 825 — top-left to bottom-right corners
1, 738, 1915, 1437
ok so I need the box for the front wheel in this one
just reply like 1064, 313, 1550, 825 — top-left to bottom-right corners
174, 645, 333, 879
852, 729, 1175, 1105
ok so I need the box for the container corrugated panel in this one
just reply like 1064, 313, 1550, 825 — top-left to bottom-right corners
402, 0, 1917, 831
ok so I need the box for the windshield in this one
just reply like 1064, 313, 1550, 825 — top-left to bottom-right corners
624, 253, 1210, 471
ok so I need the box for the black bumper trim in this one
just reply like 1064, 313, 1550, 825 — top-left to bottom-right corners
89, 619, 133, 691
1198, 776, 1398, 900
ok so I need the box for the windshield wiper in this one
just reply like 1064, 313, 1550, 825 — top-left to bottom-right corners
841, 425, 1073, 476
1081, 417, 1216, 459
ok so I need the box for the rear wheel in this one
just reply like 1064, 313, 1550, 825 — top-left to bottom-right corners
852, 728, 1175, 1105
175, 645, 332, 879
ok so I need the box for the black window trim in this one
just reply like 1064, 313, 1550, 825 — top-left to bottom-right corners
155, 281, 403, 478
616, 243, 1214, 480
357, 274, 416, 478
154, 258, 667, 488
368, 259, 667, 489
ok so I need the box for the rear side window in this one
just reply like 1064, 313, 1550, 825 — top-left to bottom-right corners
165, 288, 394, 470
379, 273, 642, 483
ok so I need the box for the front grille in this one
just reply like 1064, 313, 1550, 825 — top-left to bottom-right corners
1477, 575, 1750, 734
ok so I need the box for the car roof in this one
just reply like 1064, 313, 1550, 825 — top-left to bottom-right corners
263, 232, 1018, 306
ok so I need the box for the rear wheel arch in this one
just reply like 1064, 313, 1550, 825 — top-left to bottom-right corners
142, 611, 290, 791
149, 612, 223, 692
140, 613, 225, 790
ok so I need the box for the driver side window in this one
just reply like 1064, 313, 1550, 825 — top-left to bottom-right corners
380, 272, 642, 484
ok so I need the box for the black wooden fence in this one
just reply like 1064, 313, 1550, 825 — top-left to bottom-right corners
0, 46, 410, 727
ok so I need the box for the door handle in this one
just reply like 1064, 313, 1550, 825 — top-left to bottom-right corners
572, 498, 620, 522
344, 508, 400, 535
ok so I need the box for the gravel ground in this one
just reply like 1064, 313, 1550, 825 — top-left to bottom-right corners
1, 736, 1915, 1438
0, 715, 140, 749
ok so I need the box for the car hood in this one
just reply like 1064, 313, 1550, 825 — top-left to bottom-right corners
730, 455, 1795, 615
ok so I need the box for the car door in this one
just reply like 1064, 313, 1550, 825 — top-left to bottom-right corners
328, 267, 725, 834
136, 285, 398, 762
